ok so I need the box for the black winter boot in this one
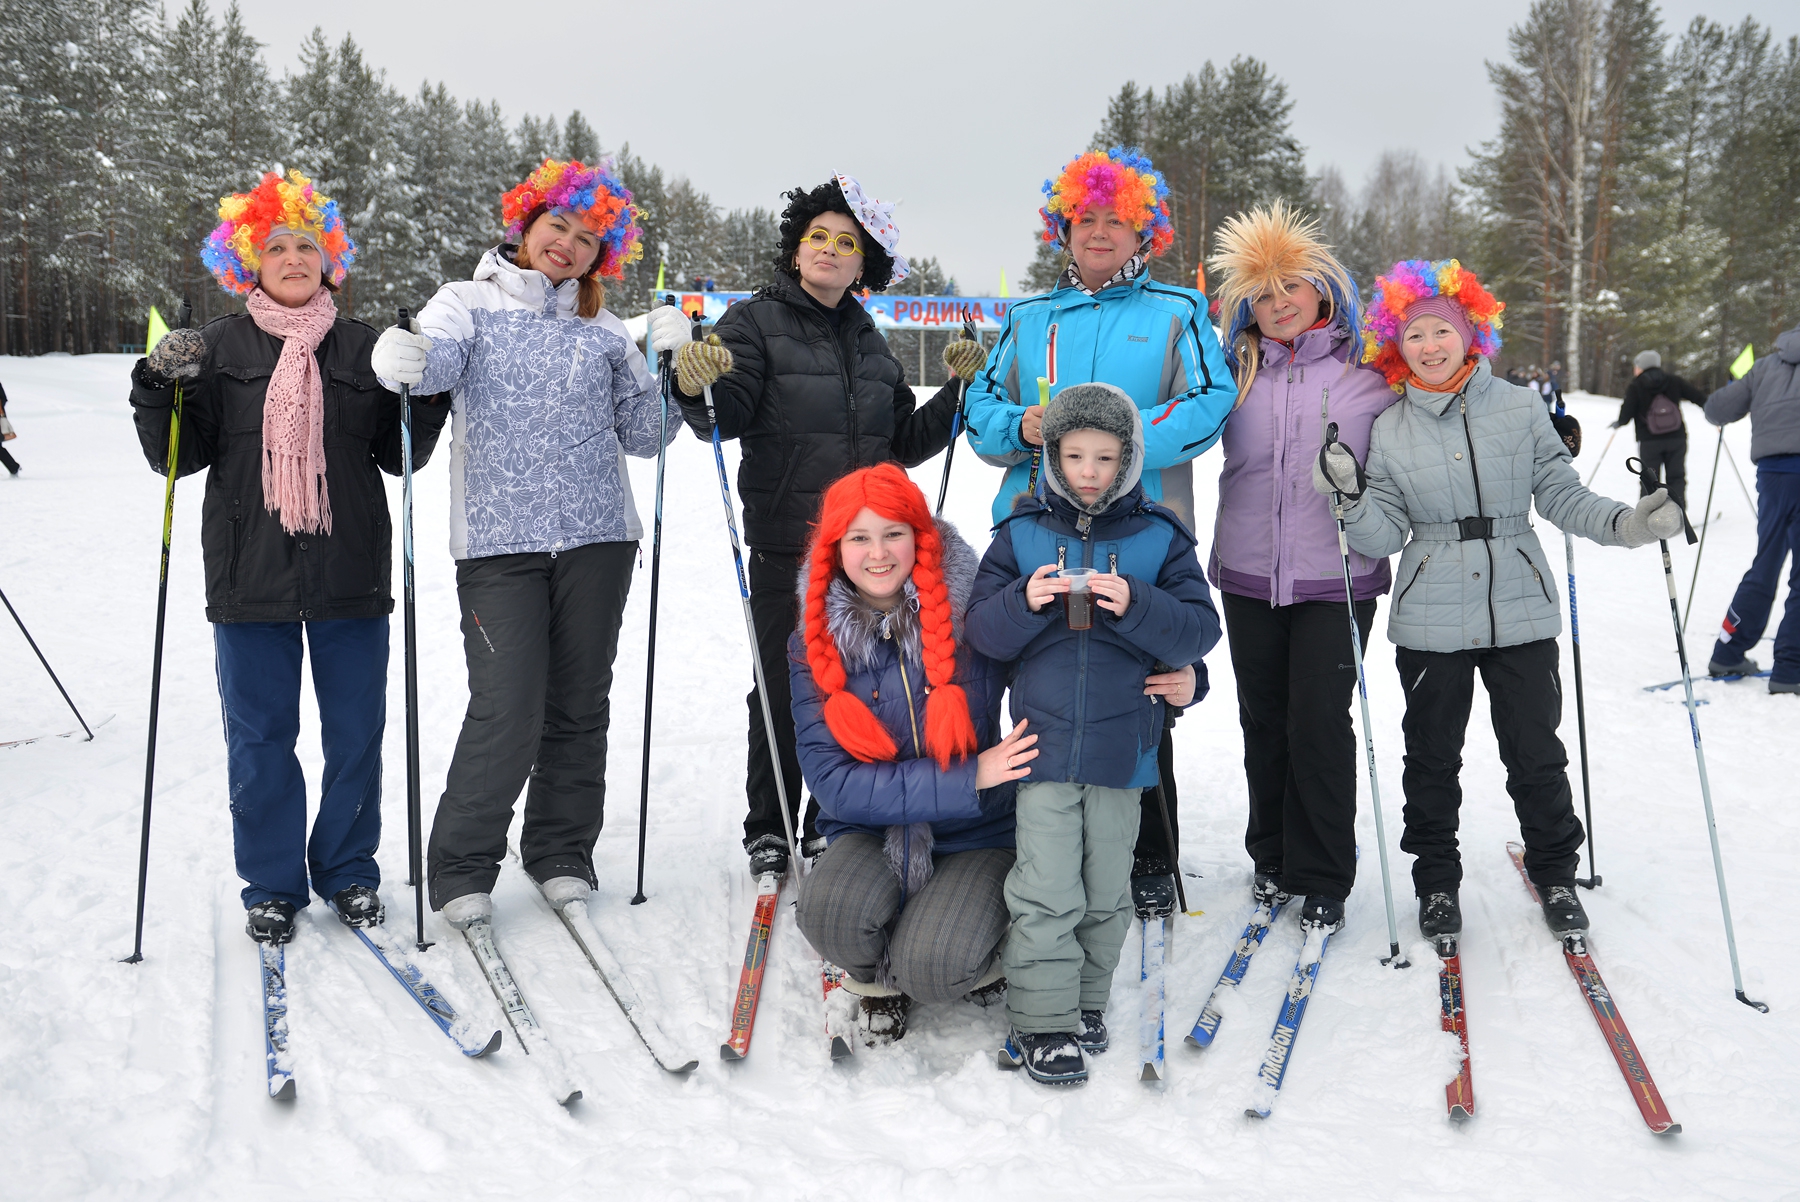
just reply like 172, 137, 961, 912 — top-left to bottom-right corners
1076, 1009, 1108, 1054
745, 833, 789, 879
331, 885, 384, 928
999, 1029, 1087, 1086
1419, 891, 1462, 939
1252, 871, 1291, 908
1540, 883, 1590, 935
1300, 895, 1345, 934
1131, 873, 1176, 919
246, 900, 297, 944
859, 994, 911, 1046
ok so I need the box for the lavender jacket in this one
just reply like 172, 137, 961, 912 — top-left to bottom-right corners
1209, 324, 1398, 606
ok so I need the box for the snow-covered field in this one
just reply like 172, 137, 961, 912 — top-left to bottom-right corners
1, 354, 1794, 1202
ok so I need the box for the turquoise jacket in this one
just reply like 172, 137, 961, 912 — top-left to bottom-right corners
961, 273, 1235, 528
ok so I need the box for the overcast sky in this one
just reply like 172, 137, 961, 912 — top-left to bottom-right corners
225, 0, 1787, 295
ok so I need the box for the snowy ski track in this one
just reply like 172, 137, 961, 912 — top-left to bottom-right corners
0, 354, 1793, 1200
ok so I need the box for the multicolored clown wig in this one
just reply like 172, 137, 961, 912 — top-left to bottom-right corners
1361, 259, 1504, 388
802, 463, 978, 771
501, 158, 643, 280
1208, 200, 1362, 402
201, 170, 356, 296
1040, 147, 1175, 257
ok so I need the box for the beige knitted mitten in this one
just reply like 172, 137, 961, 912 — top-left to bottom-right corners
941, 338, 987, 383
676, 336, 734, 396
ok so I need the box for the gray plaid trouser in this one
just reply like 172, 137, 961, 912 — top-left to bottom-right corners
795, 833, 1013, 1004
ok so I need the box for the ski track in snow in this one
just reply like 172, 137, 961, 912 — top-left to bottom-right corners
0, 354, 1795, 1200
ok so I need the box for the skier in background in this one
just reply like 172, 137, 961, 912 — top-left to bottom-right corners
1701, 319, 1800, 693
372, 158, 686, 928
960, 145, 1234, 918
1613, 349, 1709, 513
0, 377, 19, 475
666, 172, 983, 879
129, 170, 450, 944
1315, 259, 1685, 940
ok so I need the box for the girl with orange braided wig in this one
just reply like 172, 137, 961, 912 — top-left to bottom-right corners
789, 464, 1035, 1045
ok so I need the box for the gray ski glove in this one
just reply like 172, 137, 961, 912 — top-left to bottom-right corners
1312, 441, 1366, 500
145, 327, 206, 382
1616, 487, 1685, 548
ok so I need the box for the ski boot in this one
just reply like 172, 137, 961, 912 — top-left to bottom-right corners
1419, 891, 1461, 939
1252, 870, 1291, 908
440, 892, 493, 930
1131, 852, 1177, 918
539, 876, 591, 911
1771, 679, 1799, 695
1076, 1009, 1108, 1054
964, 960, 1007, 1008
858, 994, 912, 1047
1299, 895, 1345, 935
745, 833, 789, 879
246, 900, 298, 945
330, 885, 384, 928
1708, 653, 1760, 678
999, 1029, 1088, 1086
1540, 883, 1590, 935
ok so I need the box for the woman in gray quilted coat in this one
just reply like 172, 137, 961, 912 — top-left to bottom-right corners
1313, 259, 1683, 941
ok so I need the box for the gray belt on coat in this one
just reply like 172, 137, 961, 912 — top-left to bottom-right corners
1410, 514, 1534, 541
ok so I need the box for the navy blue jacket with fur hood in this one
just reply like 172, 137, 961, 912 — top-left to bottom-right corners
787, 519, 1016, 856
964, 382, 1220, 790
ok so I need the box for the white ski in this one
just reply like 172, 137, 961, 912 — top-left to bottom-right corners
1139, 915, 1167, 1081
549, 894, 699, 1074
461, 919, 581, 1106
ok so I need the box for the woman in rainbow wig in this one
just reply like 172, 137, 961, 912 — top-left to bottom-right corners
962, 146, 1233, 912
128, 169, 453, 945
372, 158, 690, 928
1314, 258, 1685, 941
1202, 201, 1399, 935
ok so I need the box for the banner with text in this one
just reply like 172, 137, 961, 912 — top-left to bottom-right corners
670, 291, 1018, 331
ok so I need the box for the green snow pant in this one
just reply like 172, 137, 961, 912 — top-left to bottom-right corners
1002, 780, 1143, 1033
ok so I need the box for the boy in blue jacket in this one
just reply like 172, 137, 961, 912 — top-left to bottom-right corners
965, 382, 1220, 1085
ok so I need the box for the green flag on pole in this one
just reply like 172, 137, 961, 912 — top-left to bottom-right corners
1729, 343, 1755, 379
146, 306, 170, 354
998, 269, 1009, 299
654, 259, 665, 294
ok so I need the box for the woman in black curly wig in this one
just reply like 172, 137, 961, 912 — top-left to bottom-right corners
672, 173, 988, 878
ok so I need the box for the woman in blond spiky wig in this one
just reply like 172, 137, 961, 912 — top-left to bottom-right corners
1201, 201, 1398, 933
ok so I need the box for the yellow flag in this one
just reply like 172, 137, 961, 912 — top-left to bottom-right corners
1729, 343, 1755, 379
146, 306, 169, 354
999, 269, 1009, 299
654, 259, 666, 294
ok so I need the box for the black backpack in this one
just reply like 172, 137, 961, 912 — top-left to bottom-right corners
1645, 393, 1682, 436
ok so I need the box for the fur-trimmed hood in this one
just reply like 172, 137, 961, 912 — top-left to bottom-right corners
797, 516, 980, 671
1041, 381, 1146, 514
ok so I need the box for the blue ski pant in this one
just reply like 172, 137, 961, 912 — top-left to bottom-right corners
1710, 467, 1800, 686
214, 617, 388, 909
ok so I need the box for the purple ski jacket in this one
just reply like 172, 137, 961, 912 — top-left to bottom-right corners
1209, 323, 1398, 607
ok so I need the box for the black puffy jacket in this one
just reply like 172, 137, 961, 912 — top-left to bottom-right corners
674, 275, 958, 555
130, 311, 451, 623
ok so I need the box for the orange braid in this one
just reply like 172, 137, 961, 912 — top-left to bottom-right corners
802, 464, 976, 768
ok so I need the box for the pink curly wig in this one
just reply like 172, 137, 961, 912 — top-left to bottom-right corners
1040, 147, 1175, 257
1361, 259, 1505, 388
501, 158, 643, 281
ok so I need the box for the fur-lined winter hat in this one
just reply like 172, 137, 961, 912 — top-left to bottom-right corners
1362, 259, 1504, 388
201, 169, 356, 295
501, 158, 643, 280
1040, 147, 1174, 256
1209, 201, 1361, 375
1041, 382, 1145, 514
801, 463, 978, 770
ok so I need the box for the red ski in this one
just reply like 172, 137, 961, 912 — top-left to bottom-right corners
1438, 937, 1474, 1119
1507, 843, 1680, 1135
720, 873, 782, 1060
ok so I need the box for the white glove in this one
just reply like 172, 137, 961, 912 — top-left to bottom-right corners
646, 305, 693, 356
372, 321, 432, 387
1616, 488, 1686, 548
1312, 442, 1365, 498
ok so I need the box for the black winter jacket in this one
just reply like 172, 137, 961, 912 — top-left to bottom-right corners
130, 312, 451, 623
1617, 367, 1708, 443
673, 275, 959, 555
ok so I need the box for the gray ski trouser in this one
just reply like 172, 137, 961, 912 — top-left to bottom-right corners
1002, 780, 1142, 1033
795, 833, 1013, 1004
427, 540, 635, 908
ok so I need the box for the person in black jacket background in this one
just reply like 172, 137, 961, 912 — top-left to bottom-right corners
128, 171, 450, 944
1614, 349, 1709, 510
669, 173, 983, 876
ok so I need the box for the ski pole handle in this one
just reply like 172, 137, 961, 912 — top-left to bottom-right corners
1325, 421, 1340, 447
176, 298, 192, 330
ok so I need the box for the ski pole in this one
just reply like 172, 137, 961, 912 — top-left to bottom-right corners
124, 297, 191, 965
1627, 455, 1766, 1012
1583, 424, 1621, 488
701, 320, 801, 877
1564, 532, 1600, 890
1150, 771, 1190, 916
1722, 438, 1757, 520
0, 585, 94, 740
1682, 426, 1725, 633
1323, 419, 1407, 969
934, 317, 978, 517
629, 302, 676, 906
394, 308, 430, 952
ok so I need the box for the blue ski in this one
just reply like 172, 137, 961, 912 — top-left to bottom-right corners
1139, 915, 1167, 1081
1246, 924, 1332, 1119
350, 925, 501, 1057
260, 942, 295, 1101
1186, 896, 1286, 1048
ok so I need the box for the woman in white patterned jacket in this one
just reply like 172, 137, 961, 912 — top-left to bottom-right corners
373, 158, 692, 928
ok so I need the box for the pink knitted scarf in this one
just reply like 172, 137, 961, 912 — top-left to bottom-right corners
247, 285, 337, 535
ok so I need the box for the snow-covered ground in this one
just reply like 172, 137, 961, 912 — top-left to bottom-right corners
1, 354, 1794, 1201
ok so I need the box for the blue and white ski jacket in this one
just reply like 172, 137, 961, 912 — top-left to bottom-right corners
394, 247, 677, 560
961, 272, 1235, 528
